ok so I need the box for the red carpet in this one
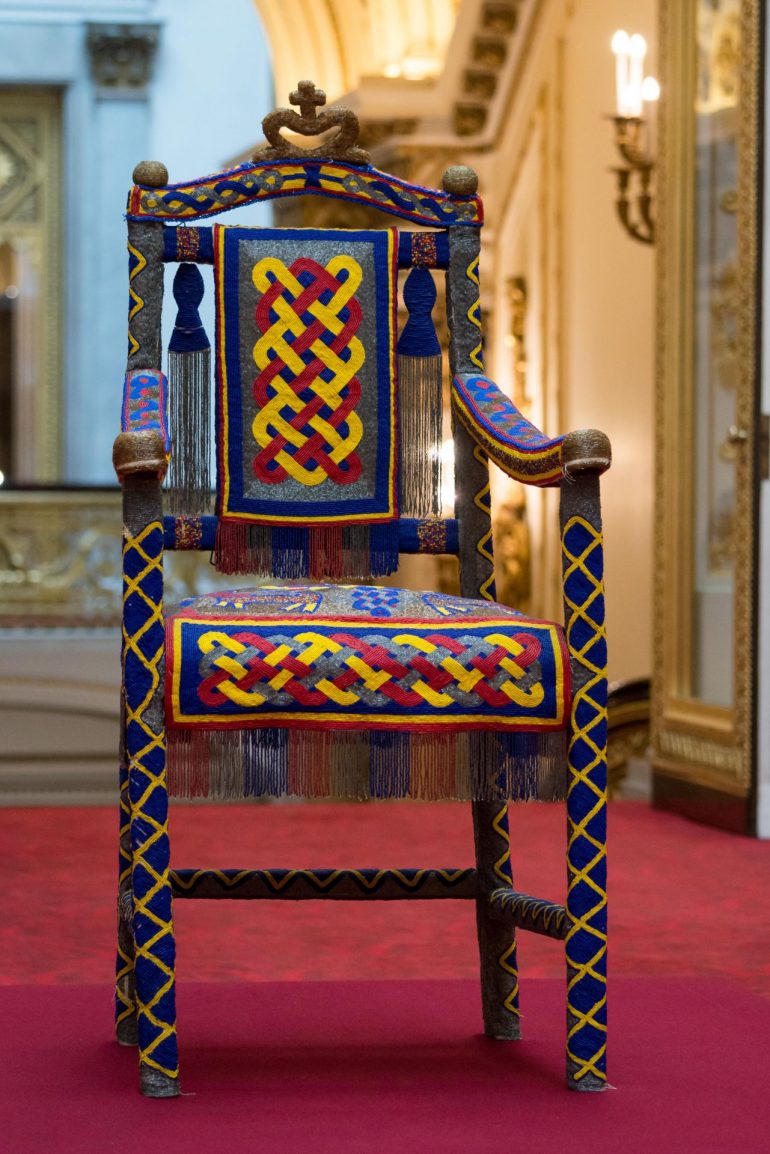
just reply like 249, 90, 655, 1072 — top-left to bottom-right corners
3, 977, 769, 1153
2, 801, 770, 993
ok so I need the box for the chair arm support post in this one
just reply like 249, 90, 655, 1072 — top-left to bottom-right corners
120, 472, 179, 1096
559, 472, 609, 1091
127, 219, 165, 373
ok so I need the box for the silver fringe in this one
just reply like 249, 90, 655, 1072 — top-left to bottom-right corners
398, 353, 443, 517
167, 346, 211, 515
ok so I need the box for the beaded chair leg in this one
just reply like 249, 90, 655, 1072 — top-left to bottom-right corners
115, 746, 138, 1045
472, 800, 521, 1040
128, 714, 180, 1097
565, 766, 607, 1091
560, 473, 609, 1091
122, 501, 180, 1097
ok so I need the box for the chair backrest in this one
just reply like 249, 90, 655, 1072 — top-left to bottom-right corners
123, 83, 497, 601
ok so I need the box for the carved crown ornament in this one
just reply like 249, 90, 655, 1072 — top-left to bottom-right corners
252, 80, 371, 165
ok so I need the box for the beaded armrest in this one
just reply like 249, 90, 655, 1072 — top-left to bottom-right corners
451, 373, 611, 485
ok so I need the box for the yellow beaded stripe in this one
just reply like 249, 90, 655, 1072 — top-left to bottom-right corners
115, 763, 135, 1032
171, 867, 470, 894
127, 240, 146, 359
492, 803, 520, 1020
562, 514, 608, 1083
472, 444, 496, 603
466, 254, 483, 371
123, 522, 178, 1079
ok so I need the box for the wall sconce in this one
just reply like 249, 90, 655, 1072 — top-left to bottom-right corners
609, 30, 659, 245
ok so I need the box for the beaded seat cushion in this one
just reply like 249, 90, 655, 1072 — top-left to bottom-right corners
165, 584, 570, 802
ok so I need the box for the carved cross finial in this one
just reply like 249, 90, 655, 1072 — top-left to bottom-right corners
253, 80, 370, 165
290, 80, 326, 121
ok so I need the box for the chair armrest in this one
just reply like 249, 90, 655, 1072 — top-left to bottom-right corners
113, 368, 170, 481
451, 373, 611, 485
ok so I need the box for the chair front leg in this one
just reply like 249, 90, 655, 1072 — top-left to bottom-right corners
122, 475, 179, 1097
472, 800, 521, 1040
115, 736, 137, 1045
560, 461, 609, 1092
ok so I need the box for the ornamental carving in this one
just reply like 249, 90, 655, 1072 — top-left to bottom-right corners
86, 23, 160, 91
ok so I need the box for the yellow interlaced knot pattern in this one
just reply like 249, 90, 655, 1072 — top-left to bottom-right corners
492, 804, 520, 1019
171, 867, 469, 893
472, 444, 496, 603
122, 522, 178, 1079
250, 255, 364, 486
197, 627, 544, 711
466, 255, 484, 371
127, 240, 147, 359
562, 514, 608, 1083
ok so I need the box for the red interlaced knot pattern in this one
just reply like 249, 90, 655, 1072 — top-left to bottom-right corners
198, 630, 542, 711
252, 257, 363, 485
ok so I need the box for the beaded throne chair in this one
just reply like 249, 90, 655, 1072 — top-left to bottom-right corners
113, 83, 611, 1098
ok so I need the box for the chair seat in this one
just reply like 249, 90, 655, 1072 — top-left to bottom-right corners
164, 584, 570, 803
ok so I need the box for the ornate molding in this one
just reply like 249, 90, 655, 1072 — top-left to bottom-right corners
453, 3, 524, 138
86, 23, 160, 93
0, 90, 62, 480
0, 491, 219, 628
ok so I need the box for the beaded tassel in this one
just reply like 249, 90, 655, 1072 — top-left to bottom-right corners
167, 263, 211, 515
397, 266, 443, 516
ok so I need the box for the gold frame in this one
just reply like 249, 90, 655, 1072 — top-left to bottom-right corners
652, 0, 760, 796
0, 88, 62, 480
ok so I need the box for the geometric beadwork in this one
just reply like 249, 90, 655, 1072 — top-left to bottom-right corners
166, 588, 570, 733
122, 520, 178, 1082
214, 225, 398, 527
122, 368, 170, 450
562, 514, 608, 1086
453, 373, 564, 487
128, 159, 483, 228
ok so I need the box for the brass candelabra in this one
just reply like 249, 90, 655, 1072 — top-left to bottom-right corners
610, 114, 655, 245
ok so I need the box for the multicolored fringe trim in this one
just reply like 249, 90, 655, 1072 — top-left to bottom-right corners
166, 727, 566, 802
212, 521, 400, 579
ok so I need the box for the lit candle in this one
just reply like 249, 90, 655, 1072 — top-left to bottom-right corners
628, 34, 647, 117
611, 30, 631, 116
641, 76, 660, 103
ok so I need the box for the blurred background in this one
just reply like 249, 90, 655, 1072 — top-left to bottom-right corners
0, 0, 765, 838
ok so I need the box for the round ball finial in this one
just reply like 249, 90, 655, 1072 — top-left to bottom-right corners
132, 160, 169, 188
442, 165, 478, 196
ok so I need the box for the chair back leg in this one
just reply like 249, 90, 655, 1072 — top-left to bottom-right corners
472, 800, 521, 1040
